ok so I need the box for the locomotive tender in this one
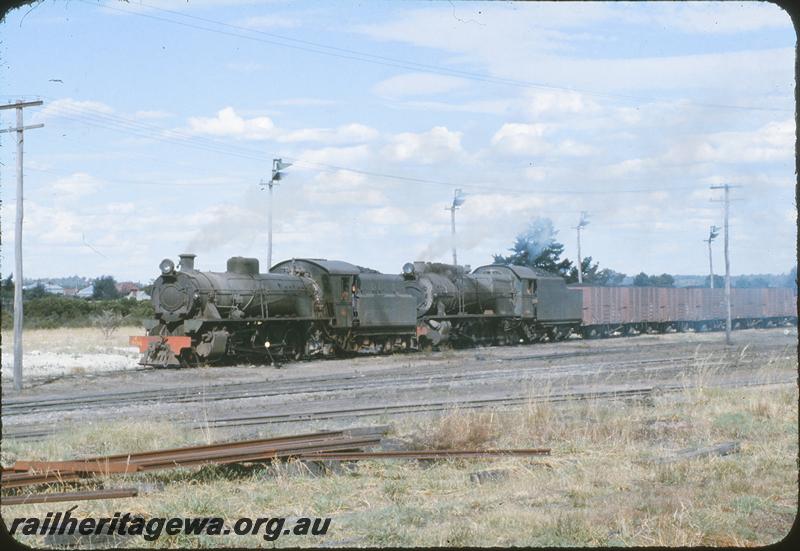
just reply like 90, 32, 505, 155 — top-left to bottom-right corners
131, 253, 797, 368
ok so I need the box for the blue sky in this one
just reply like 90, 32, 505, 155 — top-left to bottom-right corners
0, 0, 795, 283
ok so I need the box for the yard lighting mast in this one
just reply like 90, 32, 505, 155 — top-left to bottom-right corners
574, 211, 590, 284
261, 158, 292, 270
703, 225, 720, 289
0, 99, 44, 391
447, 189, 466, 266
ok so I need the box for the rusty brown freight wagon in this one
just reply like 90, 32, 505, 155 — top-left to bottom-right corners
573, 286, 796, 337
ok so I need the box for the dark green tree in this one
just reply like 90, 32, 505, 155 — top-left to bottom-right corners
493, 218, 573, 277
566, 256, 626, 285
1, 275, 13, 299
23, 283, 48, 299
704, 274, 724, 288
92, 276, 120, 300
733, 276, 770, 288
633, 272, 674, 287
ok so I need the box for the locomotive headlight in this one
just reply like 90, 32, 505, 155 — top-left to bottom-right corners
159, 258, 175, 275
264, 341, 271, 349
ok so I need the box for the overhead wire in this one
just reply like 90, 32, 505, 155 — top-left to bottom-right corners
86, 0, 792, 114
27, 100, 702, 196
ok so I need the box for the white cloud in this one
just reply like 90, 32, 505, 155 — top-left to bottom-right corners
278, 123, 379, 145
357, 6, 793, 98
373, 73, 470, 98
187, 107, 277, 139
491, 123, 549, 155
51, 172, 103, 198
524, 167, 547, 182
522, 90, 600, 117
382, 126, 463, 164
302, 170, 386, 206
491, 123, 594, 157
665, 118, 794, 164
651, 3, 792, 34
358, 206, 410, 226
297, 145, 372, 167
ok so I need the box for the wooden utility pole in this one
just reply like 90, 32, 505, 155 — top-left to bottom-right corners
710, 184, 735, 345
0, 99, 44, 391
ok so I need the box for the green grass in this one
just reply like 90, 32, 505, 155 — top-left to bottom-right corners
2, 379, 797, 547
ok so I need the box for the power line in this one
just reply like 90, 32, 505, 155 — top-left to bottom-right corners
24, 101, 703, 196
85, 0, 791, 114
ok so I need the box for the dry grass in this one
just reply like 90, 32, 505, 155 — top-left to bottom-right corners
1, 326, 142, 354
412, 409, 499, 450
3, 377, 796, 548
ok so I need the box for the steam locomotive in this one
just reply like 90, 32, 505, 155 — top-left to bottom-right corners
130, 254, 797, 368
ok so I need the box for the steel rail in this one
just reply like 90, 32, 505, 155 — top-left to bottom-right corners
3, 368, 790, 446
200, 386, 657, 429
2, 352, 767, 416
2, 488, 138, 506
6, 336, 763, 411
299, 449, 551, 460
2, 433, 384, 488
193, 373, 795, 431
6, 342, 784, 418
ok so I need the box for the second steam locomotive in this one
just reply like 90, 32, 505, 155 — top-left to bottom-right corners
131, 254, 796, 368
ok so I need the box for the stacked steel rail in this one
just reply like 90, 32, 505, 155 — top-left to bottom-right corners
2, 427, 551, 498
1, 429, 385, 489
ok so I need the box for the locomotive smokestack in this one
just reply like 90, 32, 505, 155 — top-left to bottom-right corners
179, 253, 196, 271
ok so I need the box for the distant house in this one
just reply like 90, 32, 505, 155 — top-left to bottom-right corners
131, 290, 151, 301
43, 282, 65, 295
63, 287, 79, 297
22, 282, 65, 295
116, 281, 139, 295
77, 284, 94, 298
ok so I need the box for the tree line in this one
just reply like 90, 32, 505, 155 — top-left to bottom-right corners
492, 217, 797, 289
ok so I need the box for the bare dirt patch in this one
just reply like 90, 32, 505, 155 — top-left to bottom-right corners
1, 326, 142, 381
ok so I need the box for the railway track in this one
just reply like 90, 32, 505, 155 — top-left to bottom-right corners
2, 333, 793, 442
1, 351, 776, 417
4, 373, 792, 442
195, 371, 795, 430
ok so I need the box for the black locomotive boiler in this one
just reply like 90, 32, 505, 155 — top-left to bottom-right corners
131, 254, 582, 367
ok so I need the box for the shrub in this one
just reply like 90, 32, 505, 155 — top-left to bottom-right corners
0, 296, 154, 330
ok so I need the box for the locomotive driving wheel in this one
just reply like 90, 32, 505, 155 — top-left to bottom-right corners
178, 348, 200, 369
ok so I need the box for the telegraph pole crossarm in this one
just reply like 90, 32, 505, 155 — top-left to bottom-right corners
1, 99, 44, 391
